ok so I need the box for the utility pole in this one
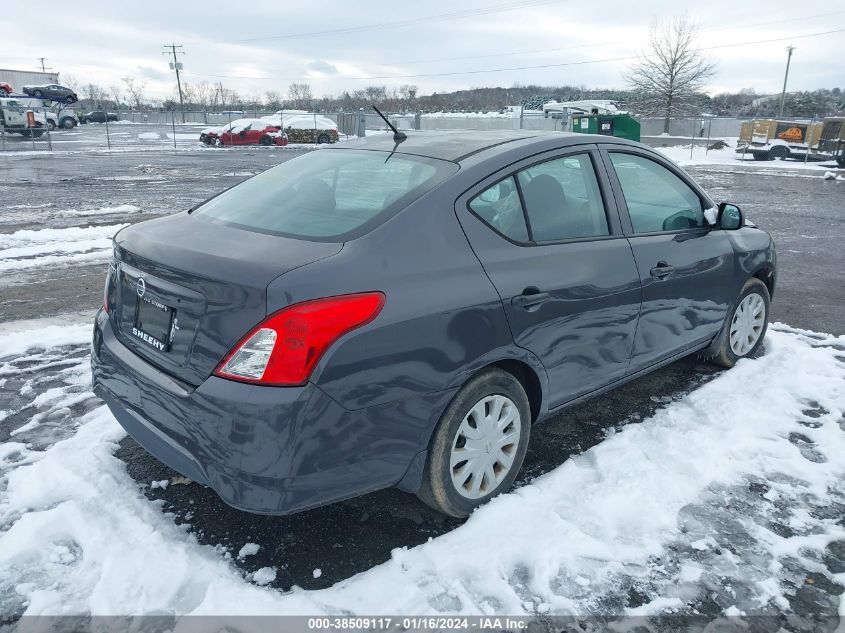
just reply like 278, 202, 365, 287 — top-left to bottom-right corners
779, 45, 795, 118
162, 43, 186, 123
36, 58, 52, 73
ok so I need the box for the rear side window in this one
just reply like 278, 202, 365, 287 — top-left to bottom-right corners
609, 153, 705, 233
516, 154, 609, 241
193, 149, 456, 240
468, 177, 529, 242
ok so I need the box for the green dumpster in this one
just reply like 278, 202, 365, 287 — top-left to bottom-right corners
571, 113, 640, 142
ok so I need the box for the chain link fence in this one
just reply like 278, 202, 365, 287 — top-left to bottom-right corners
1, 109, 748, 154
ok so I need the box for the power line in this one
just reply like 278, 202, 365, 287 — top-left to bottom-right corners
183, 26, 845, 83
230, 0, 568, 42
36, 57, 52, 73
162, 44, 186, 123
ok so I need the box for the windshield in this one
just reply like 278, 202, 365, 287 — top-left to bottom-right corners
192, 149, 457, 241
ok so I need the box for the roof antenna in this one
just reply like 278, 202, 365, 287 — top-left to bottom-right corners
372, 105, 406, 143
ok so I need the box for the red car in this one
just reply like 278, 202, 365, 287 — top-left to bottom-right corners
200, 119, 288, 147
0, 82, 13, 95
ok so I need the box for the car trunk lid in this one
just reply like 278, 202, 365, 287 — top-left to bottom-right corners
110, 213, 342, 386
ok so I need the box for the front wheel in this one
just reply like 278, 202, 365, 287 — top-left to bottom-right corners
418, 368, 531, 518
213, 137, 223, 147
710, 277, 770, 368
47, 120, 56, 131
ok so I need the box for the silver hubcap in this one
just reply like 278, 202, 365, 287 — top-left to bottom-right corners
450, 394, 521, 499
730, 292, 766, 356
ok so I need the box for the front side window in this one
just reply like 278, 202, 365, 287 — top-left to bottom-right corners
468, 177, 529, 242
193, 149, 455, 240
609, 153, 705, 233
516, 154, 609, 241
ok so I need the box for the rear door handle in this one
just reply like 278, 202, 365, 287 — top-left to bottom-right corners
511, 288, 551, 311
649, 261, 675, 279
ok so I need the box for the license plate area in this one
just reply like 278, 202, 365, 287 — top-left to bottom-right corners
133, 296, 174, 352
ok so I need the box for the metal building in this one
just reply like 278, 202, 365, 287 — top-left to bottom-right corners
0, 69, 60, 92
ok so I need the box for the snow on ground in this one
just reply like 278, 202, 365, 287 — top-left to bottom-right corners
0, 224, 125, 272
0, 204, 141, 231
1, 321, 844, 619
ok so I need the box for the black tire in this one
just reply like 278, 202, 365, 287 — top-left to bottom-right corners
769, 145, 790, 160
836, 157, 845, 168
33, 90, 43, 98
259, 135, 272, 146
213, 137, 223, 147
709, 277, 770, 368
417, 368, 531, 518
317, 133, 330, 144
47, 120, 56, 131
61, 118, 75, 129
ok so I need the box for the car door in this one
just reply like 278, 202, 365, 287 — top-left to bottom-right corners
456, 146, 642, 409
244, 124, 263, 144
601, 146, 736, 370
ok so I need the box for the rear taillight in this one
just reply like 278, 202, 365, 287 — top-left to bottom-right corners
214, 292, 385, 386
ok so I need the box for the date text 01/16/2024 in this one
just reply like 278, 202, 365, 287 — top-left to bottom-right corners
306, 617, 528, 630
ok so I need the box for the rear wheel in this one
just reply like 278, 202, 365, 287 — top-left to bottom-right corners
770, 145, 790, 160
709, 277, 770, 368
317, 133, 330, 144
418, 368, 531, 518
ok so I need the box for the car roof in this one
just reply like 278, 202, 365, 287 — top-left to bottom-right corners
327, 129, 640, 162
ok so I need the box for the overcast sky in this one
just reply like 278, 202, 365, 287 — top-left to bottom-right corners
4, 0, 843, 102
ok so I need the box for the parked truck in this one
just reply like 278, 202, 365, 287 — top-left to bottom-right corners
0, 97, 48, 137
736, 119, 824, 160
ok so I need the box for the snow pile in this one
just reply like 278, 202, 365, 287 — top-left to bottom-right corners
238, 544, 260, 559
823, 171, 844, 181
137, 132, 161, 141
0, 323, 844, 617
0, 224, 125, 271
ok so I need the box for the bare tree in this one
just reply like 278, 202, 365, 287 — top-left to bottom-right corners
288, 83, 313, 109
627, 17, 716, 133
62, 74, 80, 92
121, 76, 147, 110
399, 84, 418, 101
109, 84, 122, 109
265, 90, 282, 110
194, 80, 212, 110
82, 83, 107, 106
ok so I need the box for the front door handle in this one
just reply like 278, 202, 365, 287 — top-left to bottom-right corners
649, 261, 675, 279
512, 288, 551, 311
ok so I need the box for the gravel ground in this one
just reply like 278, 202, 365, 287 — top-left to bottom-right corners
1, 130, 844, 622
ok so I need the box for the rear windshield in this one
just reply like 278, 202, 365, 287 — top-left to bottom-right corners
193, 149, 457, 241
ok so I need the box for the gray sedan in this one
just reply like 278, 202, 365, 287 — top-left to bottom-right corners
92, 130, 776, 518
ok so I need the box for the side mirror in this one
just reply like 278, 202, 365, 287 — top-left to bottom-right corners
718, 202, 743, 230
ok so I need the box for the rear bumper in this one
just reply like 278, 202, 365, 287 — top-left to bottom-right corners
92, 310, 447, 514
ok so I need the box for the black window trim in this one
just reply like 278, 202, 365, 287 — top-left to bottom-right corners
463, 145, 623, 248
599, 144, 717, 238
